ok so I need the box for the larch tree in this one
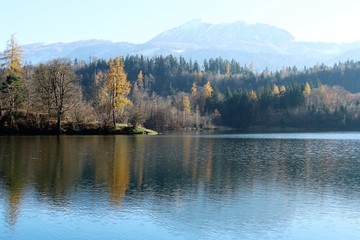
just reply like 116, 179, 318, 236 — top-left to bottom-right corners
191, 82, 197, 97
249, 90, 258, 101
136, 70, 144, 89
304, 82, 311, 96
279, 85, 286, 94
182, 95, 191, 115
0, 34, 25, 117
272, 84, 280, 95
225, 63, 231, 76
104, 57, 131, 127
1, 35, 23, 76
203, 81, 213, 98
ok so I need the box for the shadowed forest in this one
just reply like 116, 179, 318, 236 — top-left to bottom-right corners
2, 35, 360, 134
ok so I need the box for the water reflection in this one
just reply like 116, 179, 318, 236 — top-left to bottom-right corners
109, 137, 130, 205
0, 136, 31, 226
1, 134, 360, 239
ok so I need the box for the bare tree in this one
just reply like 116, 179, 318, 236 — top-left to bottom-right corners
128, 71, 148, 128
33, 59, 81, 134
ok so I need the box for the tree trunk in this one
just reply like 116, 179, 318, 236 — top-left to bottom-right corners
112, 109, 116, 129
56, 113, 61, 135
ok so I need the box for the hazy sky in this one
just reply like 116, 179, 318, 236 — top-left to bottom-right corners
1, 0, 360, 47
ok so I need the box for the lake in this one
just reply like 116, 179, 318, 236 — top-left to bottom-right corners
1, 132, 360, 239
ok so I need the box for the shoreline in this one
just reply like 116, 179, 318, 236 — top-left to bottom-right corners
1, 124, 359, 136
0, 124, 159, 136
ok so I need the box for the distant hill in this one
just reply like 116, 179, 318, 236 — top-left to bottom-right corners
22, 40, 135, 64
21, 20, 360, 70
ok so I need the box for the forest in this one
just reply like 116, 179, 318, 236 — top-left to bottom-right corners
2, 35, 360, 134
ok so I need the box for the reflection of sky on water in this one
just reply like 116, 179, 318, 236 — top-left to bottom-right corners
1, 134, 360, 239
166, 131, 360, 140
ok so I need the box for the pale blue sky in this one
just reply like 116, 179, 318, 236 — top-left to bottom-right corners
1, 0, 360, 47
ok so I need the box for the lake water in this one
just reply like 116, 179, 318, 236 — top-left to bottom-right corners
1, 132, 360, 239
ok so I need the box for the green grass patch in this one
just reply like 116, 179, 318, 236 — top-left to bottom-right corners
114, 124, 158, 135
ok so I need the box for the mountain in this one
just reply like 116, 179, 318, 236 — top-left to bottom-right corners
148, 19, 294, 53
22, 40, 135, 64
20, 20, 360, 70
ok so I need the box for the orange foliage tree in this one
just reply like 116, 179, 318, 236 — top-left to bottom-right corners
103, 57, 131, 127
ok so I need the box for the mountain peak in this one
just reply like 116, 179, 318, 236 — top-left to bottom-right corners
147, 20, 294, 49
182, 19, 205, 27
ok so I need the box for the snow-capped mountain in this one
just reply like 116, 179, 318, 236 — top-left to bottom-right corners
20, 20, 360, 70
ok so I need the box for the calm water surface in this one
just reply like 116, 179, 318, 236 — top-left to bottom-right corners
1, 132, 360, 239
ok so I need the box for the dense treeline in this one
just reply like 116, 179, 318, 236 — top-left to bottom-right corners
75, 54, 360, 130
2, 35, 360, 134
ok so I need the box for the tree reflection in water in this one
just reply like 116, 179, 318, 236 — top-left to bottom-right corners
0, 134, 360, 233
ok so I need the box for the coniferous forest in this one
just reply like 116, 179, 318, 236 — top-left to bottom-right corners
2, 35, 360, 134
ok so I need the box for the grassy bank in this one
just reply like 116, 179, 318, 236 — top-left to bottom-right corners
113, 124, 159, 135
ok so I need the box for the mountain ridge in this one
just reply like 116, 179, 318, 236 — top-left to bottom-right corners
19, 20, 360, 70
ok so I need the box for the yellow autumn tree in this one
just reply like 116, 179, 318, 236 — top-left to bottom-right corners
182, 95, 191, 114
225, 63, 231, 76
136, 70, 144, 89
249, 90, 258, 101
2, 34, 24, 76
279, 85, 286, 94
304, 82, 311, 96
191, 82, 197, 97
190, 82, 198, 111
203, 80, 213, 98
1, 34, 25, 115
272, 84, 280, 95
104, 57, 131, 127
